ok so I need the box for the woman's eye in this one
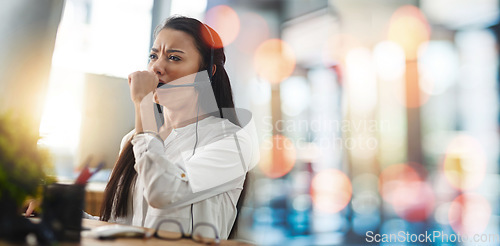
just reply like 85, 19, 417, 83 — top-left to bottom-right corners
149, 54, 158, 60
169, 55, 181, 61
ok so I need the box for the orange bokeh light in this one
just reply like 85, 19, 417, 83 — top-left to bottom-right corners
443, 134, 487, 191
387, 5, 431, 60
311, 169, 352, 214
259, 134, 296, 178
379, 163, 434, 221
236, 12, 270, 54
253, 39, 296, 84
204, 5, 240, 48
448, 193, 491, 235
383, 60, 430, 109
404, 61, 430, 108
387, 6, 431, 109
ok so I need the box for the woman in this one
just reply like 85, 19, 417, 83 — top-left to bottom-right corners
98, 16, 257, 240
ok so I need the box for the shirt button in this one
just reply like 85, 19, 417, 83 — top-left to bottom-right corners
181, 173, 186, 178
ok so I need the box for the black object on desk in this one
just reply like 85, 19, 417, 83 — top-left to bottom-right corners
41, 183, 86, 242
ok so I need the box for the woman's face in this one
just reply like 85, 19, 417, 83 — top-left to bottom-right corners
148, 28, 202, 84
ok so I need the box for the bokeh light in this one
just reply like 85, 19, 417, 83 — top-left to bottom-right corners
387, 5, 431, 60
310, 169, 352, 214
345, 47, 377, 114
352, 173, 379, 194
404, 63, 431, 108
373, 41, 406, 81
392, 181, 434, 222
386, 5, 433, 110
322, 33, 362, 66
418, 41, 459, 96
379, 163, 434, 221
204, 5, 240, 48
254, 39, 296, 84
351, 172, 380, 216
379, 164, 421, 203
259, 134, 296, 178
39, 69, 84, 153
443, 134, 487, 191
351, 191, 380, 215
280, 76, 311, 116
448, 193, 491, 235
373, 39, 431, 109
236, 12, 270, 54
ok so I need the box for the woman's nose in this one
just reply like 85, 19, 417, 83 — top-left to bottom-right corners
151, 60, 166, 76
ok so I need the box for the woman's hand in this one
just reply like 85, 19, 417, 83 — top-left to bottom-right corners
128, 71, 159, 104
24, 199, 39, 217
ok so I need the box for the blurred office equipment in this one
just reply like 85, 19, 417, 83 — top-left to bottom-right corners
0, 0, 64, 127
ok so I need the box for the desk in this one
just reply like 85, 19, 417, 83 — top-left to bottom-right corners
85, 182, 106, 216
78, 219, 251, 245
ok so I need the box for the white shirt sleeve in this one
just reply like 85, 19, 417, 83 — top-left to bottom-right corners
130, 128, 254, 209
131, 134, 189, 209
183, 130, 253, 193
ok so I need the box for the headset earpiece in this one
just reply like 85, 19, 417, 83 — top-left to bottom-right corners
202, 23, 215, 83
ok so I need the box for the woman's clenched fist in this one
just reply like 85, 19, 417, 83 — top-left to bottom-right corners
128, 70, 159, 104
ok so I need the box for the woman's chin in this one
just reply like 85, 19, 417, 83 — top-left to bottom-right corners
162, 103, 193, 114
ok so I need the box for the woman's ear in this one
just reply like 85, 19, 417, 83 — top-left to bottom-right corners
212, 64, 216, 76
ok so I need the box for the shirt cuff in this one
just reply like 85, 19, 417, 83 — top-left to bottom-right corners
131, 133, 188, 182
131, 133, 165, 159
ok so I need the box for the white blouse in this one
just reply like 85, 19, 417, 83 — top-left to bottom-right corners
109, 115, 258, 239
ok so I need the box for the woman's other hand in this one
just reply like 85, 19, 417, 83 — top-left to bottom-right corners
128, 70, 159, 104
24, 199, 39, 217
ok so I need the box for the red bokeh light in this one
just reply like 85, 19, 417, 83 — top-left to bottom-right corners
448, 193, 491, 235
204, 5, 240, 48
379, 163, 434, 221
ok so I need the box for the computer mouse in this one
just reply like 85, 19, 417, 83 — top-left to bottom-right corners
84, 224, 146, 239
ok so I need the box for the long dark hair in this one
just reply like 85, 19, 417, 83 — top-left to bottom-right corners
100, 16, 246, 237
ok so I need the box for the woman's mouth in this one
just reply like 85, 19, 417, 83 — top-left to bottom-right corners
157, 80, 166, 88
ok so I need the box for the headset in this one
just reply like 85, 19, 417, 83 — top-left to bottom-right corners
190, 22, 215, 236
204, 24, 215, 83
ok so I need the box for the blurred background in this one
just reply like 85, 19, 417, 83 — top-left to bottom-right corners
1, 0, 499, 245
